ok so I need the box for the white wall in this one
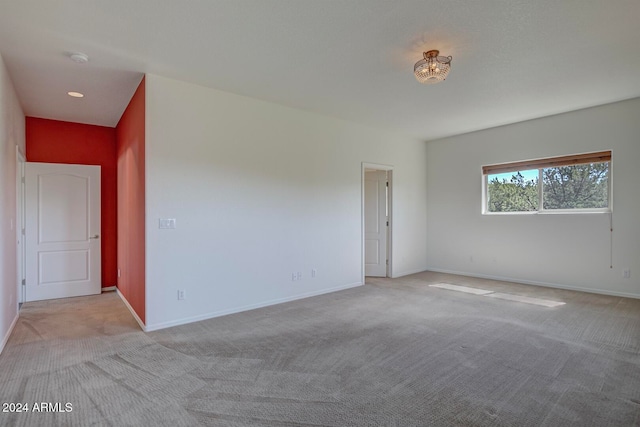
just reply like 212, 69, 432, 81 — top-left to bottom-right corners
144, 74, 428, 330
426, 98, 640, 297
0, 53, 25, 353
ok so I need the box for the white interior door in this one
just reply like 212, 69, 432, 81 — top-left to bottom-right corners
16, 149, 25, 304
365, 170, 387, 277
25, 162, 101, 302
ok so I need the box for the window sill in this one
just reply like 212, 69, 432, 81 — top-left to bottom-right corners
537, 209, 611, 215
483, 209, 611, 216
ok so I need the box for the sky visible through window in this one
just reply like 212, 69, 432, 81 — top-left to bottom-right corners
490, 169, 538, 182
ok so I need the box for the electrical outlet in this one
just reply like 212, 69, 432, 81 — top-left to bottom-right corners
622, 269, 631, 279
159, 218, 177, 229
292, 273, 297, 281
297, 272, 302, 280
177, 289, 185, 300
311, 269, 317, 278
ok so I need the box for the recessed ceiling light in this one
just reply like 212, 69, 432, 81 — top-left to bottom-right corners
69, 52, 89, 64
67, 91, 84, 98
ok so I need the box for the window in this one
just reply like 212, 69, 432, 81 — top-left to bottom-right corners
483, 151, 611, 214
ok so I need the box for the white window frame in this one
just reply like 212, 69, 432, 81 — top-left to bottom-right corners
482, 153, 612, 215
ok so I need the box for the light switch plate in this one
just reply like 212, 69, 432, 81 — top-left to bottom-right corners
159, 218, 176, 229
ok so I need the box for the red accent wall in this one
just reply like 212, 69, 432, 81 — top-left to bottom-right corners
25, 117, 117, 289
116, 77, 146, 323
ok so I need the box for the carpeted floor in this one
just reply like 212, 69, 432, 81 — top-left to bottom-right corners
1, 271, 639, 426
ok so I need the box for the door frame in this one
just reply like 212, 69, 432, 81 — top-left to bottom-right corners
361, 162, 393, 284
16, 146, 25, 305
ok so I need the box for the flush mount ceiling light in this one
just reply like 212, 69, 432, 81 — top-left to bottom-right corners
69, 52, 89, 63
414, 50, 452, 84
67, 91, 84, 98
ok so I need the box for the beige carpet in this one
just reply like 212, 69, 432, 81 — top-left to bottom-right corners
1, 271, 639, 426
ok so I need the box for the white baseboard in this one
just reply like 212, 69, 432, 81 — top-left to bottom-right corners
144, 281, 363, 332
101, 286, 116, 292
425, 267, 640, 300
116, 289, 147, 331
0, 312, 19, 355
391, 267, 428, 279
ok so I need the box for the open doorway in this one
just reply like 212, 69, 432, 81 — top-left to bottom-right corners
362, 163, 392, 283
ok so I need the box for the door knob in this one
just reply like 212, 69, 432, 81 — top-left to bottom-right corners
90, 235, 100, 239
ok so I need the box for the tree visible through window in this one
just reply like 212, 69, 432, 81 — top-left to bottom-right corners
487, 171, 538, 212
542, 163, 609, 209
483, 152, 611, 213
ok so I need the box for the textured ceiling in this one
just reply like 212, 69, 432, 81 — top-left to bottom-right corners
1, 0, 639, 140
